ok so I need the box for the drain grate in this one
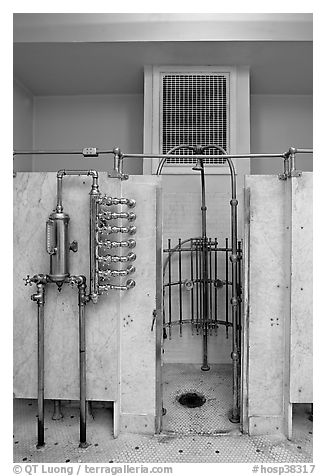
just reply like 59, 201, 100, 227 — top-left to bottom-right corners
178, 393, 206, 408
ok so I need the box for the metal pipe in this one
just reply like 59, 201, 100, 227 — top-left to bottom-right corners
97, 225, 137, 235
89, 178, 100, 304
31, 281, 46, 448
214, 238, 218, 332
97, 239, 136, 249
198, 158, 210, 371
13, 149, 114, 156
76, 276, 88, 448
56, 170, 99, 213
225, 237, 229, 339
178, 238, 182, 336
98, 279, 136, 292
190, 239, 194, 334
52, 400, 63, 420
128, 152, 287, 160
168, 239, 172, 339
13, 147, 312, 159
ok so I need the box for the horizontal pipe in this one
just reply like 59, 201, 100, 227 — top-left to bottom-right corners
122, 153, 288, 160
57, 169, 98, 178
13, 148, 313, 160
163, 247, 232, 252
164, 319, 233, 328
13, 150, 114, 156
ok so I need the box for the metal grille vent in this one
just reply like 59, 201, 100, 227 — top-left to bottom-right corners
162, 74, 229, 165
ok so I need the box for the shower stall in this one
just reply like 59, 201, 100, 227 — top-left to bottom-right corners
156, 144, 242, 434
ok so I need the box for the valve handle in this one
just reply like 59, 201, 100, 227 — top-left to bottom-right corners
24, 275, 33, 286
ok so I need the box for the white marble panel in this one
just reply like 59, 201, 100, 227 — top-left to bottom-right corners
245, 175, 288, 418
290, 173, 313, 403
13, 172, 120, 401
120, 176, 160, 419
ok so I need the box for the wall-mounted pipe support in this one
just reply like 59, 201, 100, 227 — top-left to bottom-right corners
279, 146, 312, 180
108, 147, 128, 180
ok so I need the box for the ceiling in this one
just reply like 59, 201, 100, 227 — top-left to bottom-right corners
13, 40, 313, 96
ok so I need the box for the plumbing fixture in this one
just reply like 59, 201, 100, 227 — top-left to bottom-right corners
24, 170, 137, 448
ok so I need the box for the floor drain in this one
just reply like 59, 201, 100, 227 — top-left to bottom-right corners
178, 392, 206, 408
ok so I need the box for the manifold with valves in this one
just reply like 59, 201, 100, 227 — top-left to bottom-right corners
24, 169, 137, 448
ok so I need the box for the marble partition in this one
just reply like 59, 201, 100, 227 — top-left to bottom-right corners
14, 172, 161, 434
244, 173, 313, 437
119, 176, 161, 434
245, 176, 287, 436
290, 173, 313, 403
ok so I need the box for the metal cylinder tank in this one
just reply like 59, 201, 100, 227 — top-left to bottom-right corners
46, 211, 70, 283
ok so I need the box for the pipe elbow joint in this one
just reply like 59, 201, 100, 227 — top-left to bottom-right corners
31, 292, 42, 302
57, 170, 66, 179
87, 170, 98, 179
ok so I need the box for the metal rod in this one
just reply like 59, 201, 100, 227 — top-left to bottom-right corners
237, 240, 242, 409
225, 237, 229, 339
195, 240, 199, 333
237, 240, 242, 346
178, 238, 182, 336
125, 152, 289, 160
77, 276, 88, 448
209, 238, 213, 333
13, 149, 114, 156
89, 179, 100, 303
164, 319, 233, 328
168, 239, 172, 339
30, 282, 46, 449
163, 246, 231, 252
200, 160, 210, 371
37, 284, 45, 448
52, 400, 63, 420
214, 238, 218, 333
190, 238, 194, 334
199, 240, 202, 333
13, 148, 312, 159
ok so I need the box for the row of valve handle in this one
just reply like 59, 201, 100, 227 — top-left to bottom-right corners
96, 195, 137, 292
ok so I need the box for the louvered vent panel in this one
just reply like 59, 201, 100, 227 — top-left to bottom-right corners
162, 74, 229, 165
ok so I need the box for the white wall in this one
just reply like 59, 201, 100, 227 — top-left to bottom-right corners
33, 94, 143, 174
13, 80, 34, 171
16, 91, 313, 176
250, 95, 313, 174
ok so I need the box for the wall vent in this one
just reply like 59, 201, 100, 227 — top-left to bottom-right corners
162, 73, 229, 165
143, 65, 250, 174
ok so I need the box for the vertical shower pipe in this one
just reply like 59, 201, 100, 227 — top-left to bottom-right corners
200, 145, 239, 422
198, 156, 210, 371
